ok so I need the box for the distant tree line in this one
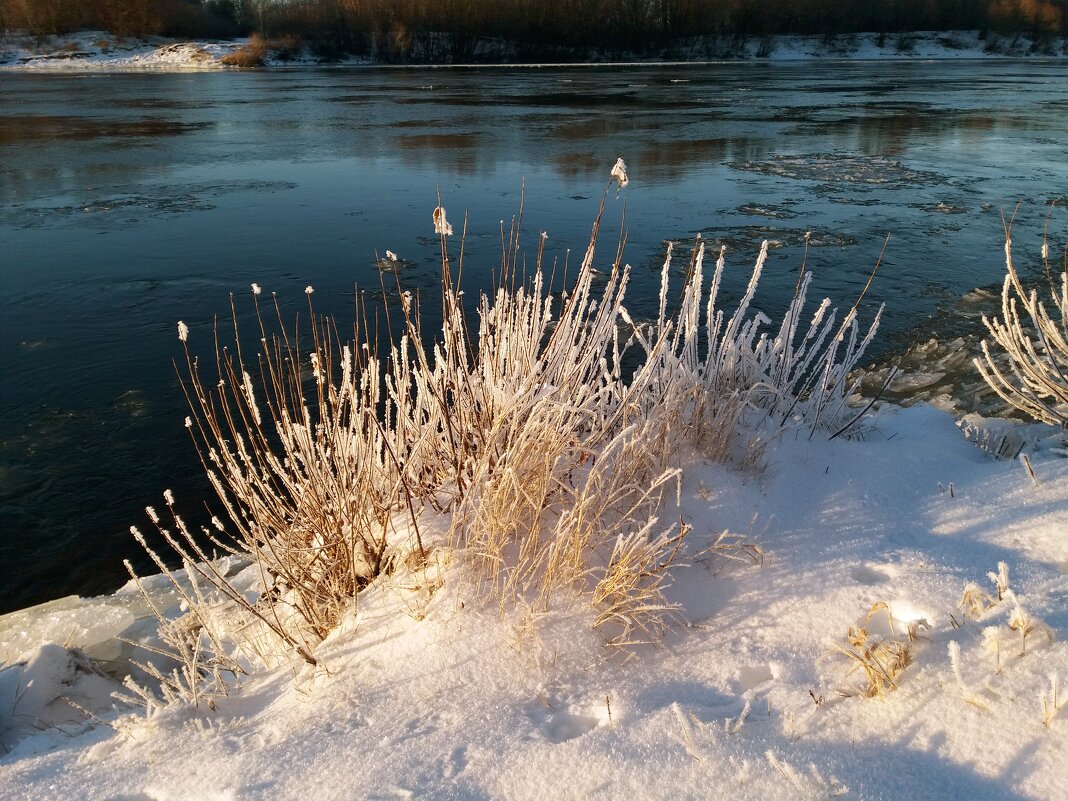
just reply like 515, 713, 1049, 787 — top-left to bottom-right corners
3, 0, 1065, 53
0, 0, 238, 37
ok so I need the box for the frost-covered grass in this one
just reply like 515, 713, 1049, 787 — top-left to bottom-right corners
976, 219, 1068, 427
135, 187, 879, 691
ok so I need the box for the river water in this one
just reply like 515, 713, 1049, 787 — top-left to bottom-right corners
1, 62, 1066, 613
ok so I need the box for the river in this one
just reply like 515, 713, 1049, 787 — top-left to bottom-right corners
2, 61, 1066, 613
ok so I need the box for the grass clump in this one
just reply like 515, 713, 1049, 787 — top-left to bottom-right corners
975, 214, 1068, 427
829, 605, 914, 699
131, 177, 882, 696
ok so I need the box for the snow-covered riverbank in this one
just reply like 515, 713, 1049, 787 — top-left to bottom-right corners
0, 32, 246, 70
2, 29, 1065, 70
1, 403, 1065, 800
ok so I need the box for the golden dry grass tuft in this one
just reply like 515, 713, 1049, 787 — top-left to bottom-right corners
829, 603, 913, 698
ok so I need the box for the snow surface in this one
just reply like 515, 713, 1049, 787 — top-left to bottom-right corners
1, 403, 1066, 799
0, 30, 1064, 71
0, 31, 243, 71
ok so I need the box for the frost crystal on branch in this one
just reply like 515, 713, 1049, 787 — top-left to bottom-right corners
177, 320, 189, 342
611, 158, 629, 189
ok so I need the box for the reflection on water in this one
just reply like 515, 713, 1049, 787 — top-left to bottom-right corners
0, 114, 213, 146
396, 132, 483, 149
789, 109, 1043, 157
2, 61, 1067, 613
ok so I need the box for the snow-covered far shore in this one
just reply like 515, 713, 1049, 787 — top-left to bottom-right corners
1, 29, 1066, 70
0, 32, 246, 70
1, 402, 1066, 800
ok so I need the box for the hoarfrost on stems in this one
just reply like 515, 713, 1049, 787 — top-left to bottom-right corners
385, 250, 398, 262
177, 320, 189, 342
242, 370, 262, 424
433, 206, 454, 236
252, 282, 262, 295
164, 489, 175, 505
975, 233, 1068, 427
611, 158, 629, 189
305, 285, 314, 295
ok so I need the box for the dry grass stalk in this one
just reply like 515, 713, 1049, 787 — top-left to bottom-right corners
696, 530, 765, 574
1041, 674, 1063, 727
988, 561, 1010, 601
1007, 595, 1054, 656
959, 561, 1013, 622
959, 584, 997, 620
947, 640, 990, 710
982, 626, 1003, 673
671, 703, 706, 762
1020, 453, 1039, 485
766, 751, 849, 798
724, 699, 751, 735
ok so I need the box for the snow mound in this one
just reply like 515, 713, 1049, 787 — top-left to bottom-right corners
0, 644, 120, 758
0, 404, 1065, 798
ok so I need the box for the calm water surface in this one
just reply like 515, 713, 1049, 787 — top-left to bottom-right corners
2, 62, 1067, 613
